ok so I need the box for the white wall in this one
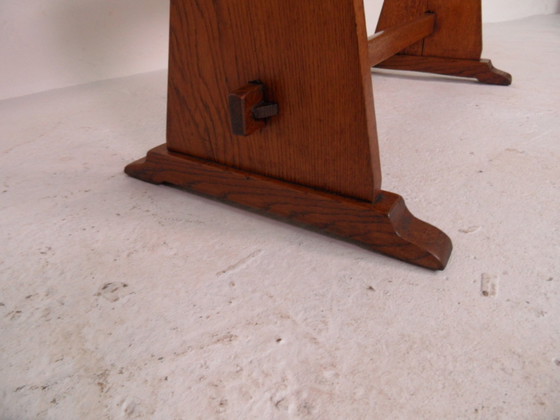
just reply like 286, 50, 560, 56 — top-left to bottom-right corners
1, 0, 559, 100
0, 0, 170, 100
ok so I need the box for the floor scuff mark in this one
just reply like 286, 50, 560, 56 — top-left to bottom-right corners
216, 249, 263, 277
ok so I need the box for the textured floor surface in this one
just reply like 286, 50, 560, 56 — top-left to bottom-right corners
1, 15, 559, 420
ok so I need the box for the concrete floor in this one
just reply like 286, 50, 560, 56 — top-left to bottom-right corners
1, 15, 559, 420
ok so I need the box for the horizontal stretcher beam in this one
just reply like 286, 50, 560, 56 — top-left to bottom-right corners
368, 13, 436, 67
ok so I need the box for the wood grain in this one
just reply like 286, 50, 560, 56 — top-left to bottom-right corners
125, 145, 453, 270
166, 0, 380, 201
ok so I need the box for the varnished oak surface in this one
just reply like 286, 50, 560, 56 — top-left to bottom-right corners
125, 145, 452, 270
166, 0, 380, 201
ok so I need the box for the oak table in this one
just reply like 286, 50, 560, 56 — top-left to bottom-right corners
125, 0, 511, 270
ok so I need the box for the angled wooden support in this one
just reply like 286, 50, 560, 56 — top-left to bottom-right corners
373, 0, 512, 85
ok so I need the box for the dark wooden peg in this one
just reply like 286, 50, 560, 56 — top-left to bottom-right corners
228, 82, 278, 136
253, 103, 279, 120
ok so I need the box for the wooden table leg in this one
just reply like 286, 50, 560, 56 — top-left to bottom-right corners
374, 0, 512, 85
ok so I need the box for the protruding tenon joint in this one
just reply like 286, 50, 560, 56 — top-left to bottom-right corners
229, 81, 279, 136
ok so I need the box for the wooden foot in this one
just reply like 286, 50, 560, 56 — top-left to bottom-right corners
125, 145, 452, 270
376, 55, 512, 85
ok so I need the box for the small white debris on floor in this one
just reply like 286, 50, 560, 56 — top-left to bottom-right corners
480, 273, 499, 297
